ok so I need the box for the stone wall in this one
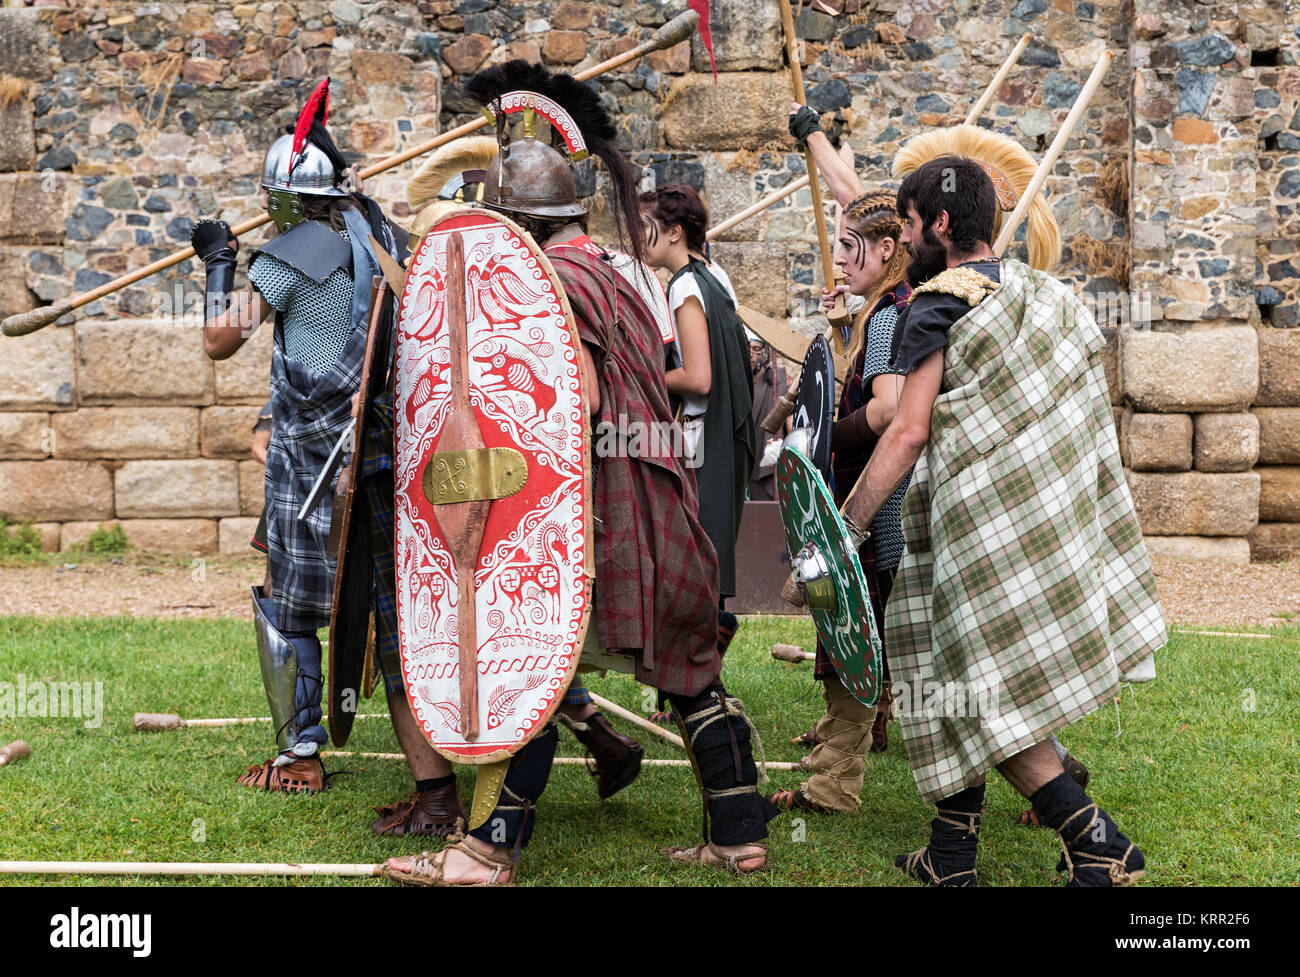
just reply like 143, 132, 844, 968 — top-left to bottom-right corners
0, 0, 1297, 560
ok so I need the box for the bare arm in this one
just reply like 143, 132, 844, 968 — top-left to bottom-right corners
582, 343, 601, 417
793, 103, 865, 207
864, 371, 904, 435
664, 294, 712, 399
203, 283, 273, 360
841, 348, 944, 530
251, 427, 271, 465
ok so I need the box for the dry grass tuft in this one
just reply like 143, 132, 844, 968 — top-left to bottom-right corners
0, 74, 30, 110
1096, 155, 1128, 215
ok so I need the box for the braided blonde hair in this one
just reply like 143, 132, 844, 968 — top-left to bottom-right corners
841, 189, 909, 370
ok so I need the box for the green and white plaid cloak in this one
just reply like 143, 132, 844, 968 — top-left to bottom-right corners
885, 259, 1166, 804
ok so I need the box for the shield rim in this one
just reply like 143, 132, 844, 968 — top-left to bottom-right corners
775, 443, 882, 707
328, 276, 389, 747
395, 205, 593, 766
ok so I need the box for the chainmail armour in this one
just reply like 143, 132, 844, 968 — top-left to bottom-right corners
248, 226, 354, 378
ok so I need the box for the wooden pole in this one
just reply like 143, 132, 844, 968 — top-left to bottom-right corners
771, 643, 814, 662
0, 860, 383, 877
133, 711, 386, 731
587, 692, 685, 750
778, 0, 850, 344
992, 50, 1113, 256
1, 10, 701, 338
322, 750, 804, 771
963, 33, 1032, 126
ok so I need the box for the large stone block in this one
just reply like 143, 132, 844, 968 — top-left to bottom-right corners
1257, 466, 1300, 522
1247, 522, 1300, 562
76, 319, 215, 406
0, 323, 74, 410
1100, 326, 1121, 405
690, 0, 783, 72
1194, 412, 1259, 472
1121, 325, 1258, 412
1255, 408, 1300, 464
0, 95, 35, 172
61, 518, 217, 555
0, 461, 113, 522
213, 323, 274, 403
662, 73, 791, 151
1256, 328, 1300, 407
0, 172, 71, 245
114, 460, 240, 518
219, 516, 262, 555
239, 459, 266, 516
1126, 471, 1259, 537
50, 408, 199, 460
707, 241, 790, 318
0, 11, 52, 81
701, 154, 760, 243
1126, 412, 1192, 472
1143, 535, 1251, 564
58, 520, 121, 552
0, 248, 35, 319
31, 521, 59, 552
201, 405, 262, 459
0, 411, 49, 459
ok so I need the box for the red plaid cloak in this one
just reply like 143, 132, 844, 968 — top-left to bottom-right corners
546, 244, 722, 696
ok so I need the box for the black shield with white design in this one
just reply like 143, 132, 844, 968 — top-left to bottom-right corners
792, 333, 834, 481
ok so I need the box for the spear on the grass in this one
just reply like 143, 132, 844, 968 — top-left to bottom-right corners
0, 860, 384, 878
0, 10, 701, 338
132, 711, 386, 731
321, 750, 805, 771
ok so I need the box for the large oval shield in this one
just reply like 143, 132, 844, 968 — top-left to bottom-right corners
395, 208, 591, 764
775, 443, 881, 707
791, 333, 834, 480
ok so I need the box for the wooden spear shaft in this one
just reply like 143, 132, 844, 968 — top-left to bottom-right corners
321, 750, 805, 771
777, 0, 850, 344
992, 49, 1113, 255
0, 860, 383, 877
0, 10, 701, 338
963, 33, 1032, 125
587, 692, 686, 750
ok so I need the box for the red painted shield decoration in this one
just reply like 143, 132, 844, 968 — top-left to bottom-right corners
395, 209, 591, 763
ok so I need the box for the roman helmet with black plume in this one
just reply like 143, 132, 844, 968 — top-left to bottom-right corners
462, 60, 646, 265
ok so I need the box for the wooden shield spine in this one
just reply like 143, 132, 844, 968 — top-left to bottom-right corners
395, 209, 593, 765
328, 276, 390, 746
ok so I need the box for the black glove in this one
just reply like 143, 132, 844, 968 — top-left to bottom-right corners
191, 219, 237, 319
789, 105, 823, 147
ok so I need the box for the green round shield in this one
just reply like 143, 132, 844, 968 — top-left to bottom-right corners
775, 443, 883, 707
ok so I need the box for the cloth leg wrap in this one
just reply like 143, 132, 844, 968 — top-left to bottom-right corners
282, 630, 327, 749
802, 674, 877, 812
468, 723, 558, 857
668, 684, 778, 846
1030, 771, 1145, 886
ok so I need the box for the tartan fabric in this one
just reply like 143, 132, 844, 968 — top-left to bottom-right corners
563, 682, 592, 707
545, 246, 722, 698
885, 259, 1167, 804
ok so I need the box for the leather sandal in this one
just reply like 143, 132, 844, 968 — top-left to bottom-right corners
236, 755, 326, 794
382, 839, 515, 887
768, 787, 834, 815
894, 847, 978, 887
661, 841, 769, 875
371, 783, 468, 838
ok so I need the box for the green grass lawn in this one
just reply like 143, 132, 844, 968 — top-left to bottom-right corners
0, 615, 1296, 886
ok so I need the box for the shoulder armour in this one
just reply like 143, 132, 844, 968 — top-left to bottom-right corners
907, 266, 999, 308
249, 220, 353, 284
